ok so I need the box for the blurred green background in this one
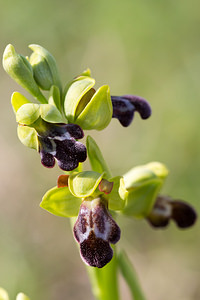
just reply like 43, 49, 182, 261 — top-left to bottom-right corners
0, 0, 200, 299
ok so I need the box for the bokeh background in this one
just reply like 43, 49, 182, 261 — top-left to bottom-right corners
0, 0, 200, 299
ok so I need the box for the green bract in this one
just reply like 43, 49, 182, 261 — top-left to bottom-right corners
86, 136, 126, 210
29, 44, 62, 92
2, 44, 47, 104
86, 135, 111, 178
122, 162, 169, 218
64, 75, 112, 130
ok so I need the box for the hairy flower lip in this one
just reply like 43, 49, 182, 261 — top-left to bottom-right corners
147, 195, 197, 229
36, 122, 87, 171
122, 95, 152, 119
111, 95, 151, 127
73, 198, 121, 268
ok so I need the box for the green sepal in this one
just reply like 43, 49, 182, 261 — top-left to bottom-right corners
3, 44, 47, 104
86, 135, 111, 179
64, 76, 95, 123
17, 125, 38, 150
29, 44, 62, 92
0, 287, 9, 300
16, 293, 30, 300
48, 85, 61, 111
40, 104, 63, 123
16, 103, 40, 125
124, 162, 169, 189
122, 162, 169, 218
68, 171, 104, 198
11, 92, 31, 113
76, 85, 112, 130
108, 176, 127, 211
40, 186, 81, 217
122, 178, 163, 218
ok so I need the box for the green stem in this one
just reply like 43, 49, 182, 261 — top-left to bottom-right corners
86, 247, 120, 300
70, 218, 120, 300
118, 250, 147, 300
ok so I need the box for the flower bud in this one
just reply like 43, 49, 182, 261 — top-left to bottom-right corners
29, 44, 62, 92
0, 287, 9, 300
16, 293, 30, 300
2, 44, 47, 104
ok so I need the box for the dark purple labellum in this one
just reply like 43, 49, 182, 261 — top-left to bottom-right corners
147, 195, 197, 229
37, 122, 87, 171
73, 198, 121, 268
111, 95, 152, 127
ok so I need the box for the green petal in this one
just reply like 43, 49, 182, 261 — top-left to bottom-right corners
17, 125, 38, 150
76, 85, 112, 130
48, 85, 61, 111
69, 171, 104, 198
86, 135, 111, 179
40, 104, 63, 123
108, 176, 127, 211
11, 92, 31, 113
64, 76, 95, 123
16, 293, 30, 300
40, 186, 82, 217
16, 103, 40, 125
0, 287, 9, 300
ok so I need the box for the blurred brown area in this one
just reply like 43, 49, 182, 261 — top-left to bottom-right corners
0, 0, 200, 299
